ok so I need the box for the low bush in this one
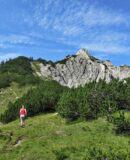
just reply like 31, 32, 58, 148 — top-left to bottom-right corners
0, 56, 41, 89
57, 79, 129, 121
114, 111, 130, 135
0, 81, 66, 123
84, 146, 130, 160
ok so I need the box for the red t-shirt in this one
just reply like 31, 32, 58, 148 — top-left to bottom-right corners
20, 108, 27, 116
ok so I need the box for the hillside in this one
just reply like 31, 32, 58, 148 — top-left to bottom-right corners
0, 56, 41, 90
0, 51, 130, 159
0, 113, 130, 160
0, 49, 130, 89
0, 56, 42, 113
0, 83, 36, 114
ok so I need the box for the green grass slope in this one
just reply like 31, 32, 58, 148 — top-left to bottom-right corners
0, 83, 35, 114
0, 113, 130, 160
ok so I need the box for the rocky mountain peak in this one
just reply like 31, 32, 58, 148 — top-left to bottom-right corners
76, 48, 90, 59
39, 49, 130, 88
103, 60, 113, 66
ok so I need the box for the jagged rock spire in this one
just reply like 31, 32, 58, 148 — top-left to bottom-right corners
40, 49, 130, 88
76, 48, 90, 59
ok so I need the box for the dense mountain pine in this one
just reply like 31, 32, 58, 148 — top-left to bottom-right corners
0, 56, 41, 89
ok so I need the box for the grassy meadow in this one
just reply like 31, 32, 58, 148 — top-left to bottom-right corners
0, 113, 130, 160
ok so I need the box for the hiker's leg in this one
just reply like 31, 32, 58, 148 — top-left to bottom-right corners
20, 118, 22, 126
23, 119, 25, 126
22, 117, 25, 127
20, 117, 24, 126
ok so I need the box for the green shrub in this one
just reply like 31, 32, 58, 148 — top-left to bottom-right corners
0, 56, 41, 89
0, 73, 11, 88
0, 81, 66, 123
114, 111, 130, 135
54, 149, 68, 160
57, 79, 129, 121
84, 146, 130, 160
57, 90, 80, 121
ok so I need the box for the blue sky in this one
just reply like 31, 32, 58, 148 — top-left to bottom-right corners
0, 0, 130, 66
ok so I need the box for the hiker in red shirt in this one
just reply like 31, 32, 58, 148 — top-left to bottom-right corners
19, 105, 27, 127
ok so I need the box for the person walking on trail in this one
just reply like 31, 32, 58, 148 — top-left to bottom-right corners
19, 105, 27, 127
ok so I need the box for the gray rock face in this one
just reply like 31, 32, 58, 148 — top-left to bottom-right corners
40, 49, 130, 88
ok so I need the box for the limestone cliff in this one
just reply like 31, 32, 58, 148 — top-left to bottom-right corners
39, 49, 130, 88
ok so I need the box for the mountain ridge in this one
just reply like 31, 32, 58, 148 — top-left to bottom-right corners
0, 49, 130, 88
39, 49, 130, 88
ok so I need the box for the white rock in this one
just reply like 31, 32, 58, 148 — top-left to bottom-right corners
39, 49, 130, 88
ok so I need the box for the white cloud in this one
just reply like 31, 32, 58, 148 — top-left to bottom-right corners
93, 32, 129, 43
80, 42, 130, 55
83, 6, 127, 27
3, 0, 129, 58
0, 34, 34, 45
32, 0, 129, 36
0, 43, 14, 49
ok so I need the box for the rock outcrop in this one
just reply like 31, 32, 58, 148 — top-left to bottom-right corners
39, 49, 130, 88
